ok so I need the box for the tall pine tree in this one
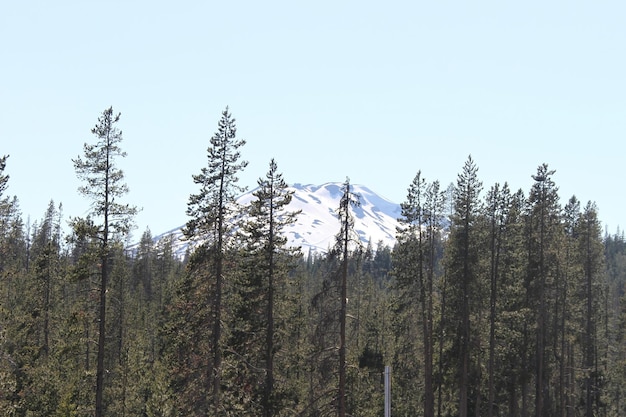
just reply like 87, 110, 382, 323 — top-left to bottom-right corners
444, 155, 483, 417
182, 106, 247, 414
72, 107, 137, 417
392, 171, 429, 415
526, 164, 561, 417
335, 178, 360, 417
576, 202, 605, 416
234, 158, 301, 415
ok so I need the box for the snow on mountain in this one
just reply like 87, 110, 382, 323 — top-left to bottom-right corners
277, 182, 401, 253
147, 182, 401, 258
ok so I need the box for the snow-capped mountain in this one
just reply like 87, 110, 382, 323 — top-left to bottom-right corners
273, 182, 401, 253
149, 182, 401, 258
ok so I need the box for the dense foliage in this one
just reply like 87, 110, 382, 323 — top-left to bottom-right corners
1, 109, 626, 416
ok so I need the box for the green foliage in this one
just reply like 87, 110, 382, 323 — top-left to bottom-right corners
4, 117, 626, 417
0, 155, 9, 198
71, 107, 138, 417
183, 106, 248, 242
161, 244, 217, 415
177, 107, 249, 414
72, 107, 138, 237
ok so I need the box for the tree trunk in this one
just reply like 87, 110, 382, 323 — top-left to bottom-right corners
264, 197, 275, 417
459, 213, 471, 417
212, 237, 223, 413
95, 247, 108, 417
437, 271, 448, 417
487, 216, 498, 417
95, 144, 111, 417
338, 201, 349, 417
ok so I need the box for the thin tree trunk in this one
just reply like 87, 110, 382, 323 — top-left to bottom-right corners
559, 287, 567, 417
475, 320, 482, 417
521, 321, 529, 417
95, 141, 111, 417
559, 236, 570, 417
43, 259, 50, 357
437, 271, 448, 417
508, 374, 519, 417
567, 342, 575, 417
264, 190, 275, 417
585, 220, 593, 417
95, 245, 108, 417
339, 198, 349, 417
212, 223, 224, 412
536, 181, 546, 417
487, 215, 498, 417
210, 157, 228, 414
459, 212, 471, 417
424, 262, 434, 417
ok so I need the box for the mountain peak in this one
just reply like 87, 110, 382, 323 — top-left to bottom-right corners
148, 182, 401, 257
258, 182, 401, 253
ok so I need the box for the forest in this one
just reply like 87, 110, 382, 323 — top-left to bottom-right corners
1, 106, 626, 417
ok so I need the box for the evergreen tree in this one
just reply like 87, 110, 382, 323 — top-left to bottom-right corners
424, 179, 446, 417
495, 188, 528, 416
163, 245, 215, 415
0, 158, 30, 414
308, 254, 341, 416
444, 155, 483, 417
132, 228, 155, 299
484, 183, 510, 417
350, 244, 388, 417
392, 171, 430, 415
232, 158, 301, 415
182, 106, 248, 413
557, 195, 581, 417
30, 201, 63, 358
604, 232, 626, 415
575, 202, 605, 416
307, 179, 360, 416
18, 202, 65, 415
526, 164, 561, 417
335, 178, 361, 417
71, 106, 137, 417
0, 155, 8, 200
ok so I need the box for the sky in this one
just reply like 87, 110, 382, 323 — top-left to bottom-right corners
1, 1, 625, 239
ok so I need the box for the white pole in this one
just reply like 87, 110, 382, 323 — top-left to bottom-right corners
384, 365, 391, 417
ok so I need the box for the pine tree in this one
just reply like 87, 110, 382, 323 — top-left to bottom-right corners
234, 158, 301, 415
182, 106, 247, 413
0, 160, 37, 414
603, 232, 626, 415
31, 200, 63, 359
392, 171, 429, 415
0, 157, 25, 281
526, 164, 561, 417
444, 155, 483, 417
0, 155, 8, 199
496, 188, 528, 416
335, 178, 360, 417
22, 202, 64, 414
306, 179, 360, 416
576, 202, 605, 416
163, 245, 215, 415
424, 180, 445, 417
484, 183, 510, 417
557, 195, 581, 416
72, 106, 137, 417
350, 243, 389, 417
132, 228, 158, 302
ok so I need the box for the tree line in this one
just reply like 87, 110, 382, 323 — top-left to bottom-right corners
1, 106, 626, 416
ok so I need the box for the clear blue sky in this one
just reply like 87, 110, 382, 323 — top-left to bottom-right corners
2, 1, 625, 238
